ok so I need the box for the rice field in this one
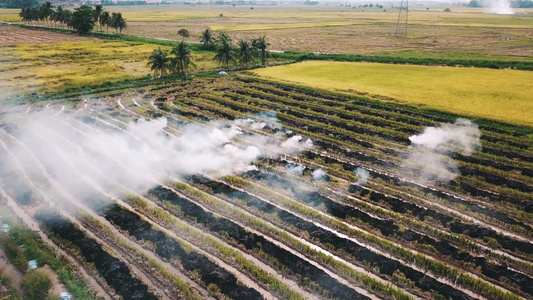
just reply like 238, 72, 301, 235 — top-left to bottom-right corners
0, 38, 217, 100
252, 61, 533, 126
1, 73, 531, 300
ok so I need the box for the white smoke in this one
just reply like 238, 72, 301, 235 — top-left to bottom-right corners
487, 0, 514, 14
311, 169, 327, 181
287, 164, 306, 175
280, 135, 313, 152
404, 119, 481, 182
1, 111, 313, 199
355, 167, 370, 185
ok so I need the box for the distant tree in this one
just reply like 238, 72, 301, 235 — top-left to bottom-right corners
21, 270, 51, 300
111, 12, 127, 33
5, 0, 38, 9
467, 0, 482, 7
51, 5, 62, 28
71, 5, 95, 34
177, 28, 189, 40
63, 9, 72, 29
238, 39, 255, 66
200, 28, 216, 49
171, 41, 196, 75
40, 1, 54, 27
214, 34, 236, 69
218, 31, 231, 44
147, 47, 171, 77
19, 7, 30, 25
100, 11, 110, 33
252, 35, 271, 66
29, 7, 39, 26
93, 4, 103, 30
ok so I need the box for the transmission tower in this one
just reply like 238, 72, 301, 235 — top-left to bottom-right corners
395, 0, 409, 36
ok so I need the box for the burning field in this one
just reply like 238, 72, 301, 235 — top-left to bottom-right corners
0, 73, 531, 300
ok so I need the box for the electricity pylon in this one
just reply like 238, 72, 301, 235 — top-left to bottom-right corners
395, 0, 409, 36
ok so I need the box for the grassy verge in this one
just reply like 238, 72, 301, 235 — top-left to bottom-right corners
0, 226, 95, 300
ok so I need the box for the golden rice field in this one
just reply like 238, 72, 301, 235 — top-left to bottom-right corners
252, 61, 533, 126
0, 39, 217, 100
2, 6, 533, 28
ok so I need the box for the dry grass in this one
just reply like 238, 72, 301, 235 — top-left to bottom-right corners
0, 31, 217, 99
252, 61, 533, 126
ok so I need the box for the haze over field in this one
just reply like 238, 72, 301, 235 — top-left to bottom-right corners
0, 4, 532, 300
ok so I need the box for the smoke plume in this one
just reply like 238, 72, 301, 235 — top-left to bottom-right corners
487, 0, 514, 14
311, 169, 327, 181
0, 111, 313, 204
355, 167, 370, 185
404, 118, 481, 182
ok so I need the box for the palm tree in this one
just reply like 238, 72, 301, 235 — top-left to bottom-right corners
147, 47, 171, 77
111, 12, 127, 34
200, 28, 216, 50
19, 7, 30, 25
52, 6, 64, 28
177, 28, 189, 41
238, 39, 255, 66
252, 35, 271, 66
100, 11, 110, 34
30, 7, 39, 26
40, 1, 54, 27
63, 10, 73, 30
219, 31, 231, 44
94, 4, 103, 30
214, 36, 236, 69
171, 41, 196, 75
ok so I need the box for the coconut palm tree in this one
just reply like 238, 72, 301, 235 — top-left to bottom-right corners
213, 35, 236, 69
218, 31, 231, 44
200, 28, 216, 50
238, 39, 255, 66
171, 41, 196, 75
40, 1, 54, 27
30, 7, 39, 26
93, 4, 103, 30
52, 6, 64, 28
63, 10, 73, 30
111, 12, 127, 34
100, 11, 110, 34
252, 35, 271, 66
19, 7, 30, 25
177, 28, 189, 41
147, 47, 171, 77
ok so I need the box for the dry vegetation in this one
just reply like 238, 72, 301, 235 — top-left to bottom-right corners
0, 28, 218, 99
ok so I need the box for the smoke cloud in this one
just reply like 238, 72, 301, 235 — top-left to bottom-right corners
404, 118, 481, 182
355, 167, 370, 185
0, 111, 313, 202
486, 0, 514, 14
287, 163, 306, 175
311, 169, 327, 181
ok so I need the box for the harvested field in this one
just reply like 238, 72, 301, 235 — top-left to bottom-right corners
0, 72, 531, 300
252, 61, 533, 126
4, 5, 533, 60
0, 28, 219, 100
0, 25, 97, 45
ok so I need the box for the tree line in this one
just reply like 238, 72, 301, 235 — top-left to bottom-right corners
148, 28, 271, 77
19, 3, 127, 35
